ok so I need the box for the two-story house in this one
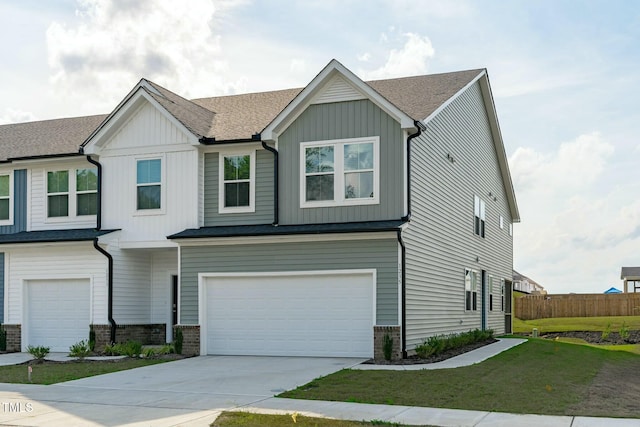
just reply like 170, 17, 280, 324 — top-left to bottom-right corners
0, 60, 519, 359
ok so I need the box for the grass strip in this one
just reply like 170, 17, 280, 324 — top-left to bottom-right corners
513, 316, 640, 334
212, 411, 430, 427
281, 339, 639, 416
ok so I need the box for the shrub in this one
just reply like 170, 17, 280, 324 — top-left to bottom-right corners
69, 340, 92, 359
0, 324, 6, 352
382, 333, 393, 361
174, 328, 183, 355
415, 329, 494, 359
102, 340, 142, 357
27, 345, 50, 360
142, 347, 157, 358
158, 343, 174, 355
619, 322, 631, 341
601, 323, 612, 341
89, 327, 96, 352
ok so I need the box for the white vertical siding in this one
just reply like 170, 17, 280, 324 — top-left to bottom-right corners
404, 81, 513, 349
5, 243, 107, 325
29, 159, 98, 231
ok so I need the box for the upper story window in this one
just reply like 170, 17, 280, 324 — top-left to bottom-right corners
474, 195, 486, 237
136, 159, 161, 210
300, 136, 379, 208
465, 268, 478, 311
219, 151, 255, 213
0, 173, 12, 224
47, 168, 97, 219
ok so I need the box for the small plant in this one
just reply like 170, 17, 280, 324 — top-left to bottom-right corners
382, 333, 393, 361
102, 340, 142, 357
158, 343, 174, 355
69, 340, 92, 359
619, 322, 631, 341
174, 328, 183, 355
89, 327, 96, 352
415, 329, 494, 359
142, 347, 157, 358
0, 324, 6, 352
27, 345, 50, 360
601, 323, 612, 341
102, 343, 116, 355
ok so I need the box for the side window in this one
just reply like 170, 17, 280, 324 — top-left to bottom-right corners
501, 279, 505, 312
474, 195, 486, 237
76, 168, 98, 216
0, 174, 11, 222
465, 269, 478, 311
136, 159, 161, 210
489, 276, 494, 311
47, 170, 69, 217
219, 151, 255, 213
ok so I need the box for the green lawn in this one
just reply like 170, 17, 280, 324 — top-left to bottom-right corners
513, 315, 640, 334
280, 339, 640, 417
212, 412, 429, 427
0, 358, 170, 385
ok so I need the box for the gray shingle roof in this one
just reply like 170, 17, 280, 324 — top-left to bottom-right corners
0, 69, 483, 159
621, 267, 640, 279
0, 228, 116, 244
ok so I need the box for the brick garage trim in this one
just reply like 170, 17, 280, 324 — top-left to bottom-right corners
2, 324, 21, 352
373, 325, 402, 361
91, 324, 166, 352
173, 325, 200, 356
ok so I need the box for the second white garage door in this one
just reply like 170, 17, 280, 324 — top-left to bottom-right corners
201, 270, 375, 357
25, 279, 90, 352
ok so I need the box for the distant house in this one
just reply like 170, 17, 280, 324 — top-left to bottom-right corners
513, 270, 545, 294
620, 267, 640, 293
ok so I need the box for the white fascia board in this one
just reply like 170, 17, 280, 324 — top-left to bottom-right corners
83, 87, 199, 155
262, 59, 415, 141
173, 231, 398, 247
117, 240, 179, 249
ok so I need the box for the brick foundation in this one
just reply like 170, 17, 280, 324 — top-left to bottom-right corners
174, 325, 200, 356
2, 324, 21, 352
374, 325, 402, 361
91, 324, 166, 352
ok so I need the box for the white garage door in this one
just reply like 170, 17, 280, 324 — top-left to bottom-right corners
26, 279, 90, 352
202, 270, 374, 357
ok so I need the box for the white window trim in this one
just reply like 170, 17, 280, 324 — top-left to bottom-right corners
464, 268, 479, 312
134, 155, 166, 216
45, 168, 97, 223
0, 171, 14, 226
499, 215, 504, 229
500, 278, 506, 312
300, 136, 380, 208
474, 195, 486, 237
218, 149, 256, 214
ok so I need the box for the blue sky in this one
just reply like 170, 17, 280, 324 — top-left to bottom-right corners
1, 0, 639, 293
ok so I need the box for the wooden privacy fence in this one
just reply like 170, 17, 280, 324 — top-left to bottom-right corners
515, 293, 640, 320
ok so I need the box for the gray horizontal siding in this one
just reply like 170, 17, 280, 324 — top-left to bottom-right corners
203, 150, 274, 226
403, 81, 513, 348
180, 238, 399, 325
278, 100, 405, 224
0, 169, 27, 234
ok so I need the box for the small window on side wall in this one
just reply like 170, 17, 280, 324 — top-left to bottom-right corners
0, 174, 11, 222
474, 195, 486, 237
465, 269, 478, 311
76, 168, 98, 216
137, 159, 161, 210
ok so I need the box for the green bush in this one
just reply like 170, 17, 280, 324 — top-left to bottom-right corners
601, 323, 612, 341
619, 322, 631, 341
89, 327, 96, 352
102, 340, 142, 357
142, 347, 157, 358
158, 343, 174, 355
0, 324, 6, 351
382, 333, 393, 361
415, 329, 494, 359
27, 345, 50, 360
69, 340, 92, 358
174, 328, 183, 355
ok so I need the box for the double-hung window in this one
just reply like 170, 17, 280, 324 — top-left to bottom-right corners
136, 159, 161, 210
465, 269, 478, 311
501, 279, 505, 312
219, 151, 255, 213
301, 136, 379, 207
474, 195, 486, 237
47, 168, 98, 218
0, 173, 12, 223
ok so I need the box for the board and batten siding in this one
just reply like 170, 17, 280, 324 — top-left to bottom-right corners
179, 238, 399, 325
203, 150, 274, 226
277, 100, 405, 225
5, 243, 108, 325
29, 160, 97, 231
0, 169, 27, 234
403, 81, 513, 348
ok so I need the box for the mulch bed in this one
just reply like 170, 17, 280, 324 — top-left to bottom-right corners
364, 338, 498, 365
19, 353, 189, 365
542, 331, 640, 345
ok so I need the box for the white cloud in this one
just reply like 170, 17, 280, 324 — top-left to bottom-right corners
0, 108, 37, 125
45, 0, 246, 114
357, 52, 371, 62
289, 59, 307, 74
360, 32, 435, 80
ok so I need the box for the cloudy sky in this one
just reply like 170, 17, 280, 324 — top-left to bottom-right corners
1, 0, 639, 294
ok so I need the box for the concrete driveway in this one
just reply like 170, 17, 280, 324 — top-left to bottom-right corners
0, 355, 364, 426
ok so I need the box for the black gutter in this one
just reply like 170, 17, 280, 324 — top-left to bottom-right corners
397, 228, 407, 359
7, 152, 84, 162
85, 155, 102, 230
93, 238, 117, 344
261, 141, 279, 225
199, 133, 262, 145
402, 120, 426, 222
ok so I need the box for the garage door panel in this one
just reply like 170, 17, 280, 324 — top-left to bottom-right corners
27, 279, 90, 352
204, 271, 374, 357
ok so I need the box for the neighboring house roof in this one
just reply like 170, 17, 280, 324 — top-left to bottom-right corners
621, 267, 640, 279
0, 228, 116, 244
513, 270, 543, 288
168, 220, 405, 240
0, 115, 107, 162
604, 287, 622, 294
